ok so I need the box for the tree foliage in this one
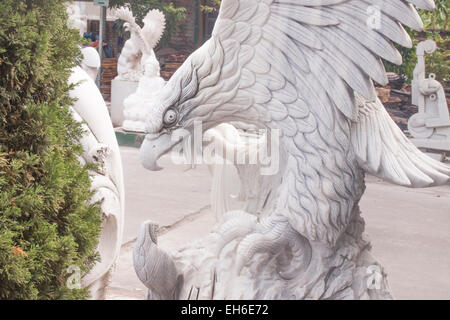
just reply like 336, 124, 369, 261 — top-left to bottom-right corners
200, 0, 221, 13
109, 0, 187, 48
385, 0, 449, 83
0, 0, 102, 299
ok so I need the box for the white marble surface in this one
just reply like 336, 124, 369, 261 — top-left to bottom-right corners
69, 67, 125, 299
134, 0, 449, 300
105, 148, 450, 300
110, 79, 139, 127
408, 40, 450, 155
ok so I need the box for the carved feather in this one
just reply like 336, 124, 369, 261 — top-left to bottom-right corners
141, 9, 166, 54
145, 0, 448, 245
113, 6, 140, 33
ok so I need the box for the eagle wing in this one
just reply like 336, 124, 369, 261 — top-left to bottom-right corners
141, 9, 166, 53
205, 0, 449, 188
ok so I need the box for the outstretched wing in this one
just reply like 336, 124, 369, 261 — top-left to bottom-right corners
211, 0, 434, 120
352, 94, 450, 187
198, 0, 449, 243
141, 9, 166, 53
207, 0, 449, 184
113, 7, 139, 32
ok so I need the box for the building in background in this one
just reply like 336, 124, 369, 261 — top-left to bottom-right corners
170, 0, 218, 50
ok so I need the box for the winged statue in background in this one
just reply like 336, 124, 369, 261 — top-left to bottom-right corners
134, 0, 450, 299
114, 7, 166, 81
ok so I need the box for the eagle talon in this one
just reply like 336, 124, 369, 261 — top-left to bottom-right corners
216, 213, 298, 276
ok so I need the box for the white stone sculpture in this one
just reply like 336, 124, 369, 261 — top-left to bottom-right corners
80, 47, 101, 82
111, 7, 166, 129
69, 64, 125, 300
135, 0, 450, 300
408, 39, 450, 161
66, 3, 87, 37
66, 9, 125, 300
122, 53, 166, 132
111, 79, 139, 127
114, 7, 166, 81
205, 123, 270, 219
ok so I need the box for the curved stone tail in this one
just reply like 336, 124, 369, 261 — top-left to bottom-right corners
133, 221, 183, 300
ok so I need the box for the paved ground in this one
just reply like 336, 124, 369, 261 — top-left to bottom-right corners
105, 147, 450, 300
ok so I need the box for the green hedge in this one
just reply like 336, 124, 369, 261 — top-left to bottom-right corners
0, 0, 102, 299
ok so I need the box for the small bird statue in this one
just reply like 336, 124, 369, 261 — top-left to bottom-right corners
114, 7, 166, 81
137, 0, 449, 299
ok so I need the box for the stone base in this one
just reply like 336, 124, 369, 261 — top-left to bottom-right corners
424, 152, 446, 162
122, 119, 146, 134
115, 128, 145, 148
411, 138, 450, 151
111, 79, 138, 127
411, 138, 450, 162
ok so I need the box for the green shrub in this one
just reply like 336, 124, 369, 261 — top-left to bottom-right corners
0, 0, 102, 299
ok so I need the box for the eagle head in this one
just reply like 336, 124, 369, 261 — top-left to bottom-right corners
139, 40, 247, 171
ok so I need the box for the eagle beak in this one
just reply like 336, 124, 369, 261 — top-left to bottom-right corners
140, 132, 182, 171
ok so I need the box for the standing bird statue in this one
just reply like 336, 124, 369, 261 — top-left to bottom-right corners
135, 0, 450, 299
114, 7, 166, 81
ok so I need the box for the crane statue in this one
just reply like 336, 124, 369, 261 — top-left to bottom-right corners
134, 0, 449, 300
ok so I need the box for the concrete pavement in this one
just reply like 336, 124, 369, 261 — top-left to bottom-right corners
105, 147, 450, 300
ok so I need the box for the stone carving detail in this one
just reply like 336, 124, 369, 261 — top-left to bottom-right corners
112, 7, 167, 131
114, 7, 166, 81
133, 221, 183, 300
70, 64, 125, 300
408, 39, 450, 160
122, 53, 166, 132
135, 0, 449, 300
80, 47, 101, 82
67, 8, 125, 300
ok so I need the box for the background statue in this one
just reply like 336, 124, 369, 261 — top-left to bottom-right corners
408, 39, 450, 161
136, 0, 449, 300
114, 7, 166, 82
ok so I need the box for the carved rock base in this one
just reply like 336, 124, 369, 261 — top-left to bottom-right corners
134, 211, 393, 300
111, 79, 139, 127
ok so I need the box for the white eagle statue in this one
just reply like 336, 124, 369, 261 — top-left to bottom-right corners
135, 0, 450, 299
114, 7, 166, 81
66, 7, 125, 299
70, 65, 125, 300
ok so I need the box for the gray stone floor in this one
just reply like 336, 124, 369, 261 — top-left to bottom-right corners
105, 147, 450, 300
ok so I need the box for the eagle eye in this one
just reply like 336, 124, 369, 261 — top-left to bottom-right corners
163, 108, 178, 126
